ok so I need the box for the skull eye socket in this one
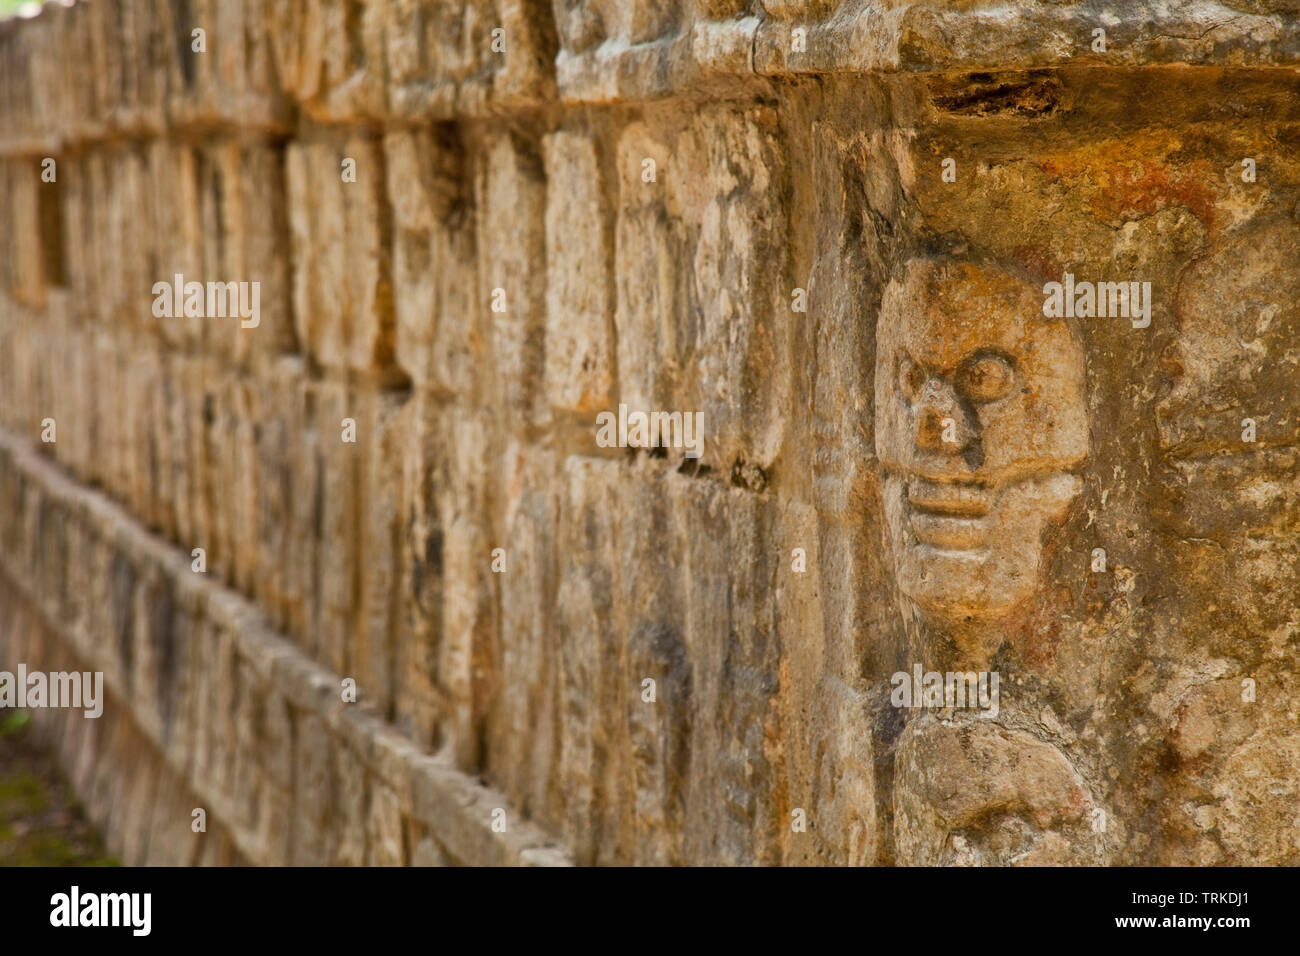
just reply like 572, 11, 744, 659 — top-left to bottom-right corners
956, 352, 1016, 404
898, 352, 928, 402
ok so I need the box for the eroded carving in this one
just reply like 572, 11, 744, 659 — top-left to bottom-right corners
875, 258, 1089, 631
876, 258, 1102, 865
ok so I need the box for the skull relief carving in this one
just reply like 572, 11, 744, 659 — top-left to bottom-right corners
875, 259, 1089, 626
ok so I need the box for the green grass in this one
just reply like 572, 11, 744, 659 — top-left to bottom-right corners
0, 713, 119, 866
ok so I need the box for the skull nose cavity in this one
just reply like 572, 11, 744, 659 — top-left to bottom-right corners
916, 403, 964, 452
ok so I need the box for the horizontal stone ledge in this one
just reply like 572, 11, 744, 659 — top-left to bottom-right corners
0, 426, 571, 867
4, 2, 1297, 138
550, 2, 1300, 104
757, 1, 1300, 75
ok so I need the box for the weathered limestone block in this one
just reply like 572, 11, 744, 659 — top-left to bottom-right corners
125, 557, 178, 748
543, 131, 613, 414
333, 740, 370, 865
430, 157, 482, 399
146, 351, 181, 542
280, 373, 318, 642
367, 779, 405, 866
160, 0, 285, 128
340, 136, 399, 379
393, 393, 446, 751
157, 0, 215, 125
65, 702, 111, 837
10, 4, 65, 148
0, 312, 12, 430
386, 0, 557, 119
386, 0, 456, 117
120, 0, 169, 134
486, 440, 560, 822
407, 752, 562, 866
491, 0, 561, 106
121, 728, 167, 865
227, 0, 288, 125
806, 673, 878, 866
54, 153, 89, 307
229, 379, 263, 594
673, 104, 791, 470
688, 1, 759, 78
97, 714, 140, 856
0, 300, 29, 434
101, 0, 142, 133
553, 0, 683, 101
272, 0, 389, 120
114, 148, 153, 330
29, 493, 67, 627
383, 0, 429, 117
1137, 216, 1300, 864
121, 339, 161, 528
47, 1, 93, 143
291, 710, 340, 866
4, 159, 45, 308
614, 122, 680, 423
186, 611, 229, 808
383, 125, 482, 396
237, 141, 296, 363
58, 505, 93, 649
4, 299, 46, 454
286, 140, 347, 370
143, 771, 199, 867
78, 152, 112, 325
158, 576, 204, 774
145, 143, 206, 351
384, 128, 439, 390
83, 0, 121, 135
241, 670, 294, 865
304, 378, 359, 674
614, 465, 691, 865
91, 330, 128, 502
288, 136, 399, 379
753, 1, 1300, 77
104, 545, 142, 716
552, 455, 623, 863
169, 353, 206, 556
353, 388, 410, 720
477, 131, 548, 428
0, 171, 10, 295
436, 407, 501, 770
676, 477, 786, 865
246, 358, 298, 630
199, 369, 242, 586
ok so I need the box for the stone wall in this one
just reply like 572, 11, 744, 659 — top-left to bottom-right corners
1, 0, 1298, 865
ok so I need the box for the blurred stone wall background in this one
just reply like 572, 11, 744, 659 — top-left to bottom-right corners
0, 0, 1298, 865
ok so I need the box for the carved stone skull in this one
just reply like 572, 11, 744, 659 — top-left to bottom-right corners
875, 259, 1089, 627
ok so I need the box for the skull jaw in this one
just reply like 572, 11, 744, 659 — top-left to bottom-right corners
884, 472, 1082, 647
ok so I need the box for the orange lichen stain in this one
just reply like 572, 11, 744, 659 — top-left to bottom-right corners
1011, 245, 1063, 284
1037, 139, 1221, 234
1095, 158, 1219, 231
1004, 590, 1064, 671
